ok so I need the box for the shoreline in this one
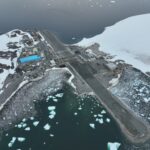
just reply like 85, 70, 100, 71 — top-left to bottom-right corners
0, 29, 150, 149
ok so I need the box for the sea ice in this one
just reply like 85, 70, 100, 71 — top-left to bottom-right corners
107, 142, 121, 150
74, 112, 78, 116
89, 123, 95, 129
77, 14, 150, 73
25, 127, 31, 131
55, 93, 64, 98
33, 121, 39, 127
48, 106, 56, 111
17, 137, 26, 142
44, 123, 51, 130
50, 134, 54, 137
101, 110, 106, 114
106, 118, 111, 123
8, 137, 16, 147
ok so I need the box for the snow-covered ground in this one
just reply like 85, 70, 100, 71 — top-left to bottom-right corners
77, 14, 150, 73
0, 29, 40, 92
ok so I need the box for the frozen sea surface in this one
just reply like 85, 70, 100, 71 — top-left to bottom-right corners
77, 14, 150, 73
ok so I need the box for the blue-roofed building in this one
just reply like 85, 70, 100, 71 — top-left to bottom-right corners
19, 55, 42, 64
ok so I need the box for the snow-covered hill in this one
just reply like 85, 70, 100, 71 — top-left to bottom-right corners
0, 30, 37, 92
77, 14, 150, 73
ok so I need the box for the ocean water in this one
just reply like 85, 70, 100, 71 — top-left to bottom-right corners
0, 84, 122, 150
0, 0, 150, 43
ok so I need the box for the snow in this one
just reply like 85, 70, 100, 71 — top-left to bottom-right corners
77, 14, 150, 73
109, 74, 121, 87
0, 29, 41, 92
51, 67, 76, 89
63, 67, 76, 89
107, 142, 121, 150
0, 80, 29, 111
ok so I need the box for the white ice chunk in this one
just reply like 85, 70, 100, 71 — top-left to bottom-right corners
33, 121, 39, 127
18, 137, 26, 142
107, 142, 121, 150
25, 127, 31, 131
44, 123, 51, 130
48, 106, 56, 111
89, 123, 95, 129
50, 134, 54, 137
55, 93, 64, 98
106, 118, 111, 123
8, 137, 16, 147
101, 110, 106, 114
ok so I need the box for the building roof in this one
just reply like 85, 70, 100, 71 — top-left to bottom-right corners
19, 55, 42, 64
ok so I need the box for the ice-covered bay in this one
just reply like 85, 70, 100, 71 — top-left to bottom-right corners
77, 14, 150, 73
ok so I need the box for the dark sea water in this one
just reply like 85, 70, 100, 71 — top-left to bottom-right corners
0, 84, 122, 150
0, 0, 150, 43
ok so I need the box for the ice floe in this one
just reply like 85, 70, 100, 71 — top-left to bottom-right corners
89, 123, 95, 129
50, 134, 54, 137
48, 106, 56, 119
55, 93, 64, 98
16, 122, 27, 128
25, 127, 31, 131
33, 121, 39, 127
43, 123, 51, 130
74, 112, 78, 116
8, 137, 16, 147
107, 142, 121, 150
17, 137, 26, 142
106, 118, 111, 123
48, 106, 56, 111
101, 110, 106, 114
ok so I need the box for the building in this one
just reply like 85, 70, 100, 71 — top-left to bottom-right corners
19, 55, 42, 64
